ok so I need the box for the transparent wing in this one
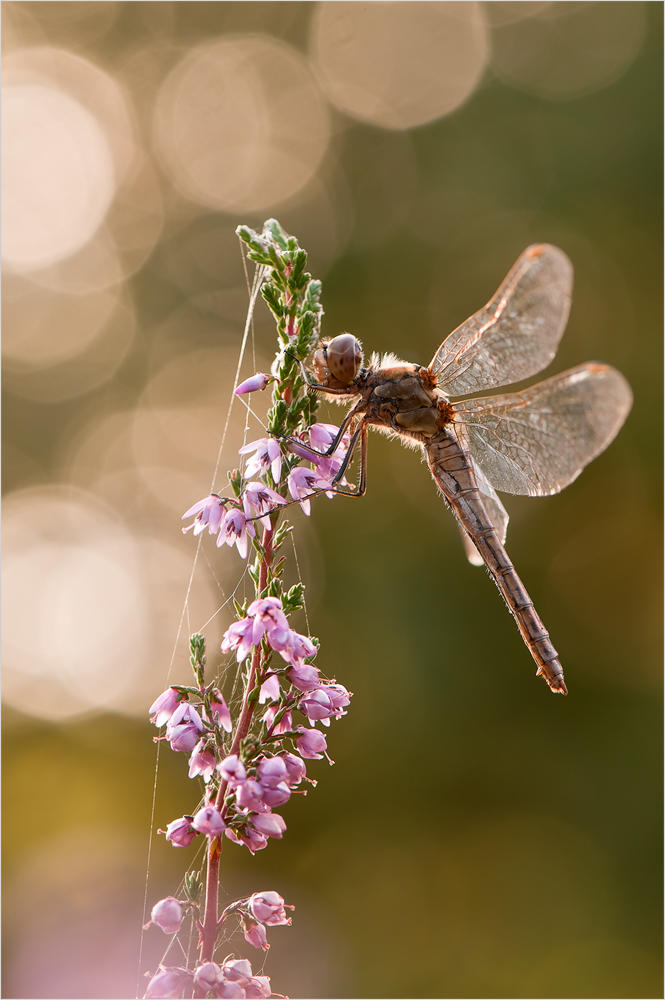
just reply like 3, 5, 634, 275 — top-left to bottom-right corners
452, 363, 633, 496
458, 465, 510, 566
430, 244, 573, 396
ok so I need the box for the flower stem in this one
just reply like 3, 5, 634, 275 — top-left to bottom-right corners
195, 525, 274, 983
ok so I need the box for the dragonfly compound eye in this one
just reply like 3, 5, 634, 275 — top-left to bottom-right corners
325, 334, 363, 386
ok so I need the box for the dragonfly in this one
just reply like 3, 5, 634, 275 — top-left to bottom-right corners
289, 244, 633, 695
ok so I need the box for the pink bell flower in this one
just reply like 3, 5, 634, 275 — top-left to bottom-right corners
218, 754, 246, 786
257, 756, 289, 787
150, 897, 184, 935
245, 976, 272, 999
281, 752, 307, 786
225, 826, 268, 854
222, 959, 253, 985
288, 662, 320, 692
188, 741, 217, 781
165, 702, 203, 753
162, 815, 197, 847
218, 507, 255, 559
262, 705, 293, 735
259, 674, 281, 703
250, 811, 286, 839
193, 963, 221, 992
286, 466, 330, 516
294, 725, 327, 759
149, 687, 183, 727
243, 481, 287, 530
145, 966, 193, 999
299, 687, 335, 723
208, 690, 233, 733
248, 890, 291, 926
235, 779, 266, 812
182, 494, 225, 537
260, 781, 291, 808
238, 437, 282, 484
217, 981, 246, 999
242, 917, 268, 951
192, 805, 226, 838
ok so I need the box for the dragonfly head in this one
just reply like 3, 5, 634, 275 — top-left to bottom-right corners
314, 334, 363, 389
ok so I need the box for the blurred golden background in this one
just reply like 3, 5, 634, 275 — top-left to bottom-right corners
2, 3, 662, 998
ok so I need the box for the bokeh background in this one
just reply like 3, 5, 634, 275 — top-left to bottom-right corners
2, 3, 662, 998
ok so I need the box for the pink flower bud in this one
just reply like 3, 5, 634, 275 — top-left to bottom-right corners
192, 805, 226, 838
193, 962, 221, 992
249, 890, 291, 926
295, 725, 327, 759
162, 816, 197, 847
235, 373, 273, 394
242, 916, 268, 950
145, 966, 192, 998
250, 811, 286, 839
150, 897, 184, 935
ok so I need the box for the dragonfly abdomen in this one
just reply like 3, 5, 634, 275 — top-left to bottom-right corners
426, 428, 568, 695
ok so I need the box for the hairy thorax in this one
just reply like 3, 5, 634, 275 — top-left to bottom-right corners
355, 364, 454, 441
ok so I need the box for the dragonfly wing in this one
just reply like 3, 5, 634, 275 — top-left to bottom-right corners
458, 464, 509, 566
452, 363, 633, 496
430, 245, 573, 396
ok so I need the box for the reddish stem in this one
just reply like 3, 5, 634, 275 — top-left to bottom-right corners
194, 526, 273, 990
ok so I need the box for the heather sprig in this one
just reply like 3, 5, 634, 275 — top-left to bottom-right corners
144, 220, 352, 1000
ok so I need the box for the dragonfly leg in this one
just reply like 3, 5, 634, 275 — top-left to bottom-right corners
286, 351, 357, 397
280, 400, 365, 461
330, 419, 367, 496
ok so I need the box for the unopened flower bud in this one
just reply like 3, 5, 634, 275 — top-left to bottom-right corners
150, 897, 184, 935
235, 373, 274, 395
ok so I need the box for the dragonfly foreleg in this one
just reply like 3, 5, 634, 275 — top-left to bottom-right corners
330, 420, 368, 496
280, 401, 364, 462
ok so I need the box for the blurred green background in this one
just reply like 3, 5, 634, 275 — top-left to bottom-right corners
2, 3, 662, 998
